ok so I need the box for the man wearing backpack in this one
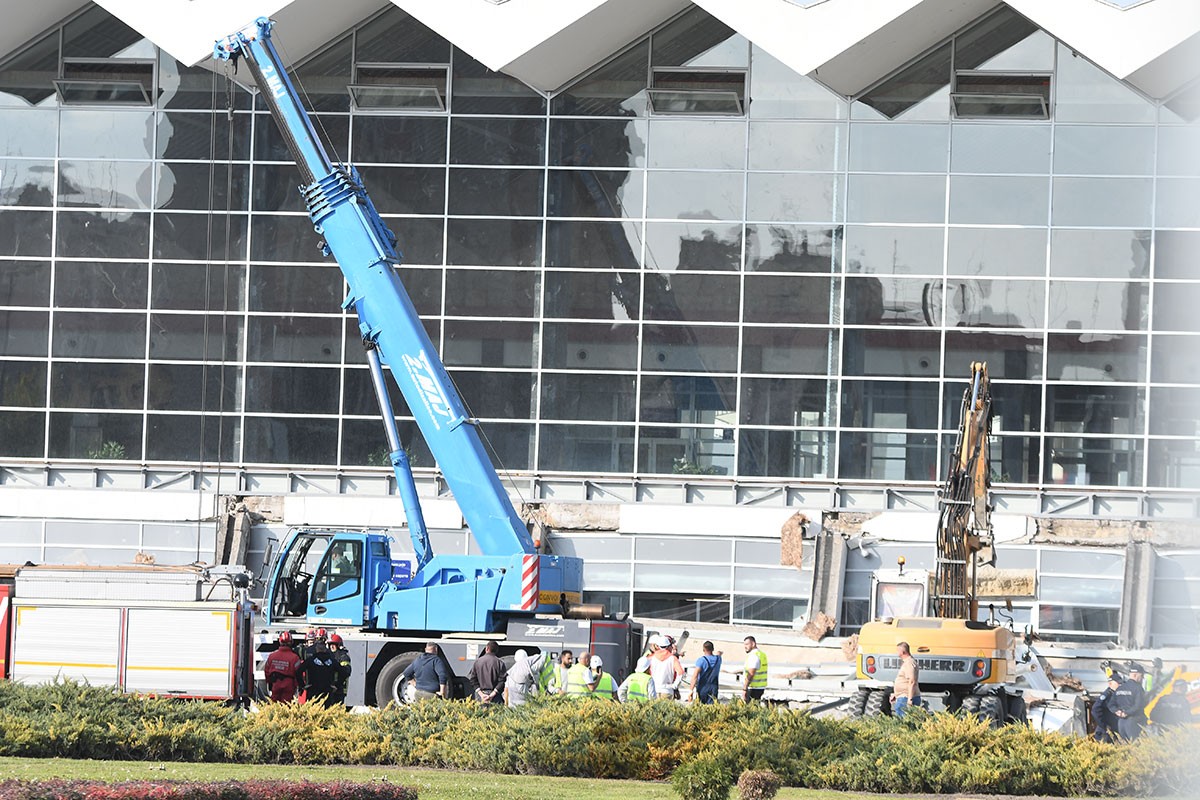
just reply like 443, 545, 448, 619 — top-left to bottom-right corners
688, 641, 723, 704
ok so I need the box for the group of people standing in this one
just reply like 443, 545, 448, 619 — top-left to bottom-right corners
263, 627, 353, 707
1092, 661, 1194, 742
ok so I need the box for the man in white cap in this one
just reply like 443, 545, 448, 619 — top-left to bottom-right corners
589, 654, 617, 700
504, 648, 548, 707
619, 656, 656, 703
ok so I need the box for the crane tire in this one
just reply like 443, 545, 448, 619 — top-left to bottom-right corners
979, 694, 1004, 727
864, 688, 890, 717
1005, 693, 1028, 726
374, 652, 419, 707
848, 686, 871, 719
960, 694, 983, 717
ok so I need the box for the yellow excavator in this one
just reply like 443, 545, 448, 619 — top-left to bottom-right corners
852, 362, 1035, 724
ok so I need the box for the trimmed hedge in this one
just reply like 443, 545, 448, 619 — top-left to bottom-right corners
0, 681, 1193, 796
0, 780, 416, 800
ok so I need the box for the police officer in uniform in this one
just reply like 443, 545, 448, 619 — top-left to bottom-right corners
1091, 673, 1121, 743
327, 632, 352, 707
1111, 663, 1147, 740
302, 634, 339, 706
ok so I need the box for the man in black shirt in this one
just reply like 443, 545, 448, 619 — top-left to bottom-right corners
1150, 680, 1193, 728
469, 640, 507, 704
402, 642, 451, 701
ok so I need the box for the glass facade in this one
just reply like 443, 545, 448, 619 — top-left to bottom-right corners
0, 4, 1197, 491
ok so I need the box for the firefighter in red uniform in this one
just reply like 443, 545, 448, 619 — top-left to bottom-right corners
264, 630, 304, 702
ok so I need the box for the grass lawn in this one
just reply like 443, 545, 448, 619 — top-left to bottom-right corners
0, 757, 922, 800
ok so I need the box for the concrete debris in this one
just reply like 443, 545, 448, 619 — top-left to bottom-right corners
780, 512, 809, 568
133, 551, 156, 564
525, 502, 619, 532
801, 610, 837, 642
841, 633, 859, 662
1033, 517, 1197, 548
780, 668, 815, 680
1048, 671, 1085, 692
976, 566, 1036, 598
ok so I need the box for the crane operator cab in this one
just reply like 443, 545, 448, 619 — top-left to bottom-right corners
269, 530, 373, 627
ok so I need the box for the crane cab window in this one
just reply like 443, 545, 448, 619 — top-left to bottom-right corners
312, 540, 363, 603
272, 534, 330, 618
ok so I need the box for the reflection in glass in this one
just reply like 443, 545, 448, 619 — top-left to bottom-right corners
1052, 177, 1153, 227
550, 118, 647, 168
547, 171, 643, 220
450, 117, 544, 166
553, 41, 648, 117
451, 49, 544, 115
545, 221, 640, 270
156, 111, 252, 160
1151, 335, 1200, 383
0, 311, 49, 357
149, 314, 241, 361
945, 330, 1042, 380
950, 175, 1048, 225
839, 430, 938, 481
244, 416, 337, 465
246, 366, 338, 414
146, 414, 239, 462
156, 162, 247, 211
1, 160, 55, 206
1046, 384, 1143, 436
638, 426, 734, 476
745, 225, 836, 272
846, 174, 944, 223
1149, 387, 1200, 436
0, 411, 45, 458
856, 42, 951, 120
1055, 43, 1155, 124
249, 265, 341, 313
943, 279, 1045, 329
748, 121, 844, 170
743, 275, 833, 324
745, 173, 839, 222
645, 222, 740, 271
643, 274, 737, 322
950, 124, 1050, 174
53, 311, 145, 359
1156, 178, 1200, 228
541, 372, 636, 421
648, 119, 745, 169
653, 6, 744, 68
844, 226, 943, 275
1047, 333, 1146, 382
57, 211, 150, 259
352, 116, 447, 164
0, 361, 45, 407
849, 124, 948, 173
1048, 281, 1147, 331
54, 362, 143, 410
1149, 439, 1200, 489
742, 327, 836, 374
148, 364, 240, 411
246, 316, 340, 363
749, 45, 845, 120
0, 262, 50, 307
1053, 125, 1155, 175
1045, 436, 1142, 487
59, 110, 154, 159
539, 423, 634, 472
341, 417, 431, 469
542, 322, 637, 371
640, 375, 734, 424
0, 31, 59, 108
738, 428, 830, 478
947, 228, 1046, 277
0, 211, 52, 257
642, 324, 737, 373
447, 168, 542, 217
1156, 126, 1200, 176
1051, 229, 1150, 280
445, 269, 539, 317
55, 262, 147, 309
646, 171, 743, 220
153, 212, 247, 262
845, 277, 941, 326
49, 411, 142, 460
740, 377, 830, 426
444, 319, 535, 368
446, 218, 540, 266
842, 328, 941, 376
150, 263, 245, 311
943, 382, 1042, 435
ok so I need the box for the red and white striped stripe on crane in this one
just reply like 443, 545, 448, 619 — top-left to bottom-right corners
520, 555, 539, 610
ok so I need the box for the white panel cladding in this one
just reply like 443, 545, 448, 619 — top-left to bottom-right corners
16, 567, 204, 601
283, 493, 464, 529
620, 503, 820, 538
11, 604, 121, 687
2, 487, 220, 523
124, 605, 236, 695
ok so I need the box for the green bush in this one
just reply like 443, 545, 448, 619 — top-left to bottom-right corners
736, 769, 781, 800
671, 755, 733, 800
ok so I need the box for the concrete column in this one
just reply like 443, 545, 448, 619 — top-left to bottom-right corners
1118, 541, 1156, 649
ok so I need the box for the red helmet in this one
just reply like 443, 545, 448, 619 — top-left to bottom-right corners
328, 633, 343, 645
315, 627, 328, 640
278, 631, 293, 645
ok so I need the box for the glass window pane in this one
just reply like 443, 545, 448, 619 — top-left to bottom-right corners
1150, 387, 1200, 436
352, 116, 447, 164
642, 324, 737, 372
1148, 439, 1200, 489
634, 563, 730, 591
943, 279, 1045, 329
734, 566, 810, 595
1155, 231, 1200, 280
854, 43, 950, 122
1152, 282, 1200, 333
1053, 125, 1155, 175
640, 375, 735, 425
155, 162, 247, 212
449, 117, 544, 165
1156, 178, 1200, 228
446, 218, 540, 266
55, 262, 147, 309
0, 211, 52, 257
553, 40, 648, 117
0, 109, 57, 156
743, 275, 832, 324
0, 361, 46, 407
633, 592, 729, 624
538, 423, 634, 472
1152, 335, 1200, 383
0, 411, 45, 458
0, 261, 50, 307
943, 382, 1042, 435
748, 45, 845, 120
1050, 229, 1150, 278
742, 327, 836, 374
842, 329, 941, 376
549, 118, 647, 168
648, 119, 746, 169
156, 111, 251, 160
735, 539, 781, 565
250, 215, 322, 263
840, 379, 939, 429
1054, 43, 1155, 124
647, 171, 743, 220
246, 316, 341, 363
653, 7, 745, 68
444, 269, 538, 317
739, 428, 832, 478
1040, 575, 1122, 605
249, 265, 341, 313
644, 273, 739, 322
1046, 385, 1143, 435
342, 366, 408, 417
448, 370, 533, 419
838, 430, 938, 481
246, 366, 339, 414
950, 175, 1048, 225
1042, 547, 1124, 577
541, 372, 636, 422
547, 535, 633, 561
244, 416, 336, 464
451, 49, 544, 115
636, 536, 731, 562
57, 211, 150, 259
844, 226, 943, 275
148, 314, 241, 361
543, 270, 640, 320
339, 417, 430, 468
945, 330, 1043, 380
1052, 177, 1152, 227
849, 123, 948, 172
745, 172, 839, 222
53, 311, 145, 359
947, 227, 1046, 277
59, 110, 154, 159
733, 595, 807, 625
949, 124, 1050, 173
740, 377, 831, 425
745, 224, 836, 272
255, 113, 347, 162
1, 159, 55, 207
150, 263, 245, 311
582, 563, 632, 588
57, 161, 151, 209
0, 310, 48, 357
146, 413, 238, 462
51, 362, 143, 409
542, 321, 637, 371
153, 212, 247, 262
846, 174, 945, 223
546, 220, 640, 268
748, 121, 844, 171
644, 222, 739, 271
447, 168, 541, 217
1046, 333, 1146, 382
1048, 281, 1147, 331
1157, 125, 1200, 176
148, 363, 239, 412
389, 217, 443, 265
49, 411, 142, 460
353, 165, 448, 216
845, 277, 937, 327
444, 319, 534, 367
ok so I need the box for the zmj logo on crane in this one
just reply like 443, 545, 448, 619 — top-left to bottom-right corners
402, 350, 453, 430
259, 61, 287, 100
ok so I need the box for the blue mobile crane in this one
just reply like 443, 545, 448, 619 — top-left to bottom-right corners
214, 18, 639, 705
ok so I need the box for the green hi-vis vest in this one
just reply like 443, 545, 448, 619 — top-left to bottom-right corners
537, 657, 556, 692
565, 662, 591, 696
748, 649, 768, 689
592, 672, 615, 698
625, 672, 652, 703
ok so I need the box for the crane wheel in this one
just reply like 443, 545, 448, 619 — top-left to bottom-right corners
374, 652, 419, 707
847, 686, 871, 719
979, 694, 1004, 728
960, 694, 983, 717
863, 688, 890, 717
